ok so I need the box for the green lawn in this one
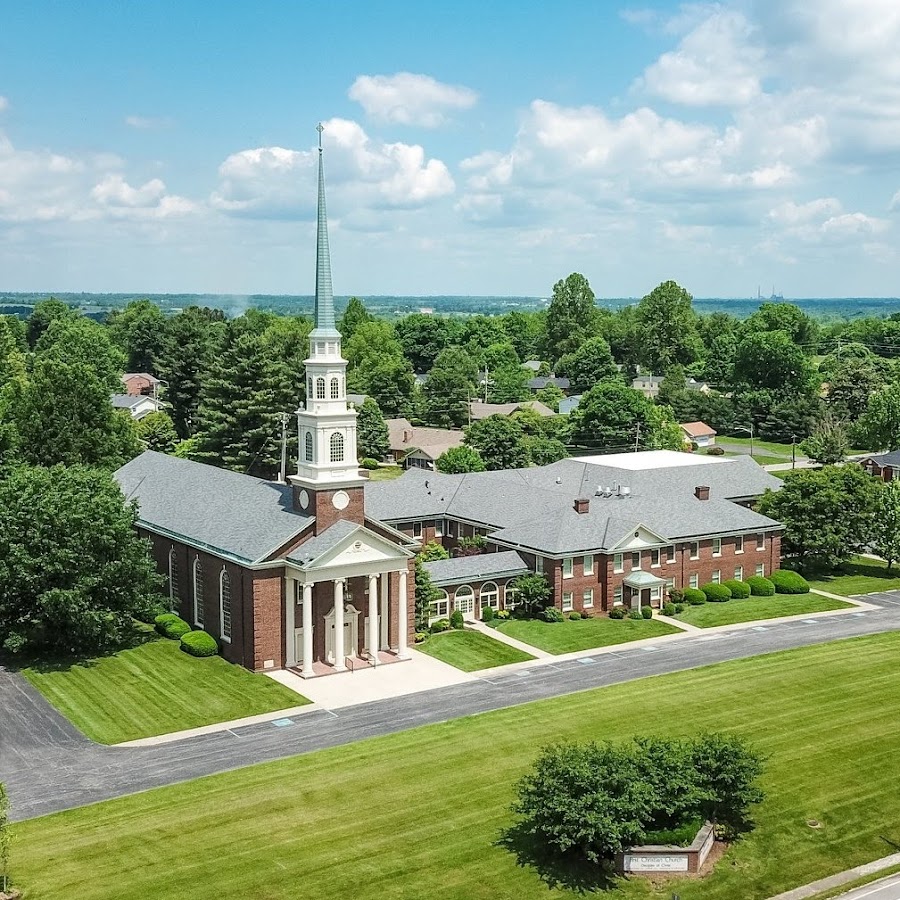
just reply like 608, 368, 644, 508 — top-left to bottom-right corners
20, 635, 307, 744
494, 615, 681, 654
416, 629, 534, 671
366, 465, 404, 481
675, 592, 852, 628
14, 633, 900, 900
806, 556, 900, 596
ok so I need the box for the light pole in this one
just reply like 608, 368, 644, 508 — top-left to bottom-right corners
791, 434, 796, 469
734, 423, 754, 458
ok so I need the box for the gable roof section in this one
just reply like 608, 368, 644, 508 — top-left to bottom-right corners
424, 551, 529, 587
115, 451, 310, 564
469, 400, 555, 420
680, 421, 716, 438
862, 450, 900, 468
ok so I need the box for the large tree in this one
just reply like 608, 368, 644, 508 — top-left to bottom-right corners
436, 445, 485, 474
395, 313, 456, 373
858, 382, 900, 451
545, 273, 599, 363
106, 299, 168, 374
353, 355, 416, 417
356, 397, 390, 461
26, 297, 75, 348
733, 330, 814, 394
137, 411, 180, 454
633, 280, 702, 372
36, 316, 126, 393
555, 336, 619, 394
758, 465, 878, 572
0, 465, 164, 655
872, 479, 900, 571
744, 302, 819, 348
464, 415, 530, 470
424, 347, 479, 427
338, 296, 374, 341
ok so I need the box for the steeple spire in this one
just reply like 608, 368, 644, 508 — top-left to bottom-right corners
312, 122, 338, 336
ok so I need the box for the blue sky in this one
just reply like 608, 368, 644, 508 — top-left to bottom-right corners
1, 1, 899, 298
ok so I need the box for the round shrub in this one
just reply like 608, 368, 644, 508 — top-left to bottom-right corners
701, 583, 732, 602
673, 602, 685, 614
414, 631, 428, 643
706, 446, 725, 456
662, 602, 676, 616
495, 609, 511, 620
449, 609, 465, 629
430, 618, 451, 633
360, 458, 381, 470
161, 617, 191, 640
608, 607, 625, 620
541, 606, 565, 623
723, 579, 751, 599
641, 605, 653, 619
179, 630, 219, 657
628, 609, 643, 620
568, 610, 582, 620
769, 569, 810, 594
683, 587, 707, 605
154, 612, 181, 636
746, 575, 776, 596
668, 588, 684, 604
481, 605, 495, 622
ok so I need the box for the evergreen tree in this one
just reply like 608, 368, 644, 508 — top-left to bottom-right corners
338, 296, 374, 341
356, 398, 389, 461
36, 316, 126, 393
106, 299, 168, 373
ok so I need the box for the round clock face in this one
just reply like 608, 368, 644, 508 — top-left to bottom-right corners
332, 490, 350, 510
298, 489, 310, 510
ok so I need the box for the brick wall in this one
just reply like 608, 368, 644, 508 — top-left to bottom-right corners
251, 570, 284, 671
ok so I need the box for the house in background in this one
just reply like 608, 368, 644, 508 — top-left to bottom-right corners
522, 360, 543, 373
112, 394, 164, 421
633, 373, 711, 399
528, 375, 570, 392
385, 418, 465, 470
121, 372, 161, 399
347, 393, 368, 408
680, 421, 717, 448
860, 451, 900, 481
558, 395, 582, 415
469, 400, 555, 421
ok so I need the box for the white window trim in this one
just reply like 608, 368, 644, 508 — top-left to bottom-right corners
666, 545, 676, 563
192, 557, 204, 627
613, 586, 624, 606
650, 549, 661, 569
734, 567, 743, 581
562, 591, 574, 611
582, 589, 594, 608
219, 567, 231, 643
434, 519, 444, 537
583, 554, 594, 576
756, 563, 765, 577
757, 534, 765, 551
689, 543, 700, 561
429, 591, 450, 624
613, 553, 624, 574
712, 538, 722, 558
479, 581, 500, 610
631, 551, 641, 570
412, 521, 423, 539
689, 574, 699, 589
735, 536, 744, 555
562, 557, 573, 579
712, 570, 721, 584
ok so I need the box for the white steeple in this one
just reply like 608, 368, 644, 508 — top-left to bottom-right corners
291, 125, 364, 498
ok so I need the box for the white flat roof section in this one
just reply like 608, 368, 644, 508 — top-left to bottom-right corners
571, 449, 733, 470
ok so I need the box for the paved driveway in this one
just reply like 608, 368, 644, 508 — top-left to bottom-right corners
4, 593, 900, 822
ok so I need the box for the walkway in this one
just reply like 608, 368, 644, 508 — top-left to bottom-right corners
2, 591, 899, 823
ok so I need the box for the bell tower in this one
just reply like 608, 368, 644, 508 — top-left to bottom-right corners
290, 124, 366, 533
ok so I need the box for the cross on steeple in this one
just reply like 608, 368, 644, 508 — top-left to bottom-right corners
316, 121, 324, 150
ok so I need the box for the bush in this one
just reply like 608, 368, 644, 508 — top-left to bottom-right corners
179, 630, 218, 657
701, 583, 732, 602
628, 609, 643, 620
481, 605, 495, 622
683, 587, 707, 605
706, 445, 725, 456
608, 607, 626, 619
541, 606, 565, 623
449, 609, 465, 629
769, 569, 810, 594
746, 575, 776, 596
496, 609, 511, 620
160, 616, 191, 640
662, 602, 676, 616
641, 606, 653, 619
430, 618, 451, 633
414, 631, 428, 643
668, 588, 684, 604
154, 613, 181, 636
568, 610, 582, 620
723, 579, 751, 599
360, 458, 381, 470
673, 602, 685, 613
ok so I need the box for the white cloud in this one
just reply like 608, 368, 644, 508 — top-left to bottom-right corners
348, 72, 477, 127
125, 115, 173, 130
90, 174, 194, 217
211, 117, 454, 220
766, 197, 889, 246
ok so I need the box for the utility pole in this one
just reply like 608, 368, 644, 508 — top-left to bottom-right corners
791, 434, 796, 469
634, 422, 641, 453
277, 412, 290, 484
483, 366, 489, 403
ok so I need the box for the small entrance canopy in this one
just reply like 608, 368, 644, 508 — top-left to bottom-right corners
623, 570, 667, 589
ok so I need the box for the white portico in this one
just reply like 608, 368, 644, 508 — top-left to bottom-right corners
284, 521, 415, 677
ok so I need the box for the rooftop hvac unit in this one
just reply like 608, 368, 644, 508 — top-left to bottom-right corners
618, 485, 632, 498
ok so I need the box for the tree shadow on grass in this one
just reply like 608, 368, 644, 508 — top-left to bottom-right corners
496, 822, 619, 894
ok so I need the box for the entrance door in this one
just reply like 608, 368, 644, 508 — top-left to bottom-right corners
294, 627, 312, 667
325, 605, 359, 663
454, 585, 475, 617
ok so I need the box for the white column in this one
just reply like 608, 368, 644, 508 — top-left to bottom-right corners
285, 577, 296, 667
397, 568, 409, 660
333, 579, 346, 671
368, 573, 379, 667
302, 583, 314, 678
380, 571, 389, 650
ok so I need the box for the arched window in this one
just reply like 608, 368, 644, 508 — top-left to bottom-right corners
168, 546, 179, 611
305, 431, 314, 462
316, 377, 326, 400
454, 584, 475, 616
480, 581, 499, 612
429, 590, 449, 623
219, 568, 232, 642
504, 580, 519, 610
330, 377, 340, 399
307, 377, 313, 400
193, 557, 204, 627
330, 432, 344, 463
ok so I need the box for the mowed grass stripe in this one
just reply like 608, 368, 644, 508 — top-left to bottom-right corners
21, 637, 306, 744
495, 615, 681, 653
15, 633, 900, 900
416, 629, 534, 670
675, 592, 851, 627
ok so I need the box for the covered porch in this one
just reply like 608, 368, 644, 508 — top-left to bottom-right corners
622, 569, 667, 610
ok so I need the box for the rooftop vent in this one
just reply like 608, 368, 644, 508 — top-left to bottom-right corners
617, 485, 631, 498
556, 476, 562, 484
695, 485, 710, 501
574, 497, 590, 515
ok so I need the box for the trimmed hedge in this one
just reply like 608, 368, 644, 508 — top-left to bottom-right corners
770, 569, 810, 594
568, 610, 582, 620
481, 605, 495, 622
608, 607, 626, 620
723, 579, 751, 599
430, 618, 451, 633
701, 583, 732, 602
641, 606, 653, 619
360, 458, 381, 470
662, 602, 676, 616
449, 609, 465, 629
179, 630, 219, 657
157, 615, 191, 640
683, 587, 707, 605
746, 575, 776, 596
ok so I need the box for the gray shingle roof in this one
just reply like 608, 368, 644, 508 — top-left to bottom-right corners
423, 550, 529, 586
115, 451, 310, 563
286, 520, 360, 565
862, 450, 900, 467
366, 453, 782, 555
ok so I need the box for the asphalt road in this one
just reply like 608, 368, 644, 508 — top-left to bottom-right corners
4, 592, 900, 822
837, 872, 900, 899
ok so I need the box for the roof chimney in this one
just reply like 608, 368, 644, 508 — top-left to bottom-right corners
574, 497, 590, 514
695, 485, 710, 501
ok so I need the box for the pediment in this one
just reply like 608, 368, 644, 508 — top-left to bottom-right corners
303, 526, 412, 571
610, 523, 667, 551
